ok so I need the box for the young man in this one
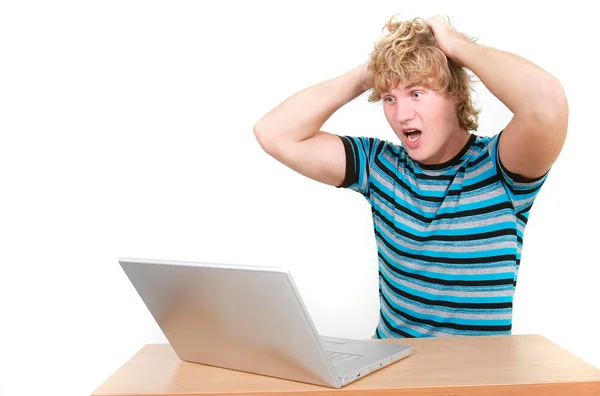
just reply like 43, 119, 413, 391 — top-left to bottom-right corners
253, 15, 568, 338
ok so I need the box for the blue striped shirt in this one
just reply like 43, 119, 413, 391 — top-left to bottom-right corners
337, 132, 548, 338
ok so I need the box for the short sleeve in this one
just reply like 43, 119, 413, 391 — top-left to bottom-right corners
488, 131, 549, 214
336, 135, 385, 198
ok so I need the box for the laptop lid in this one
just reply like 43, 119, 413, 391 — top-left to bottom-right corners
119, 257, 342, 388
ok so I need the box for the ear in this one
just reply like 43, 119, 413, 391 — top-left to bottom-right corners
453, 93, 465, 107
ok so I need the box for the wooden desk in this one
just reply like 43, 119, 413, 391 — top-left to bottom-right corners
92, 334, 600, 395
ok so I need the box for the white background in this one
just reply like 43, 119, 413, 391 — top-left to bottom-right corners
1, 1, 598, 395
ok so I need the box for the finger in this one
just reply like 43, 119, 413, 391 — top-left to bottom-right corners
426, 14, 444, 27
426, 15, 439, 27
431, 15, 447, 25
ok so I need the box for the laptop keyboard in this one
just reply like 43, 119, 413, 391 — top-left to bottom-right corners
327, 351, 361, 368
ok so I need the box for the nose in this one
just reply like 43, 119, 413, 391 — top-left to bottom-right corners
394, 104, 417, 124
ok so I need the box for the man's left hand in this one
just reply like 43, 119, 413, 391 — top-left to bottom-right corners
426, 15, 470, 59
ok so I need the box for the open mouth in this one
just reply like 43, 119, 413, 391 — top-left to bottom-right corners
404, 129, 422, 143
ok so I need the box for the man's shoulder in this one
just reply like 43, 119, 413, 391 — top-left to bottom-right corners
464, 133, 498, 164
473, 133, 498, 147
340, 135, 406, 160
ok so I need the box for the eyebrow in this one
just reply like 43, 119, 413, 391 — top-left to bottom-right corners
405, 83, 424, 90
382, 83, 425, 95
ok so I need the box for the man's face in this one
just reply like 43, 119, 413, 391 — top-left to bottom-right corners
382, 82, 462, 165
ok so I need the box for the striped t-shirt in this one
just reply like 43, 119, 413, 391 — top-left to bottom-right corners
337, 132, 548, 338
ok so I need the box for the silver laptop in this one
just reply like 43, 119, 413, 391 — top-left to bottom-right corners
119, 257, 412, 388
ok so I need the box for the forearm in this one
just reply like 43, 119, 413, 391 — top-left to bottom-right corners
452, 40, 564, 120
254, 63, 369, 145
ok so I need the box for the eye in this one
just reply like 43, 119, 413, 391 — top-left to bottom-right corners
383, 96, 394, 103
411, 91, 423, 98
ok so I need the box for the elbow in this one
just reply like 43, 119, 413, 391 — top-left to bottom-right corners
539, 77, 569, 125
522, 78, 569, 153
253, 120, 277, 155
524, 77, 569, 137
253, 121, 264, 145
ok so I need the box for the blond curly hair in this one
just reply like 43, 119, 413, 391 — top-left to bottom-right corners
366, 15, 480, 132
